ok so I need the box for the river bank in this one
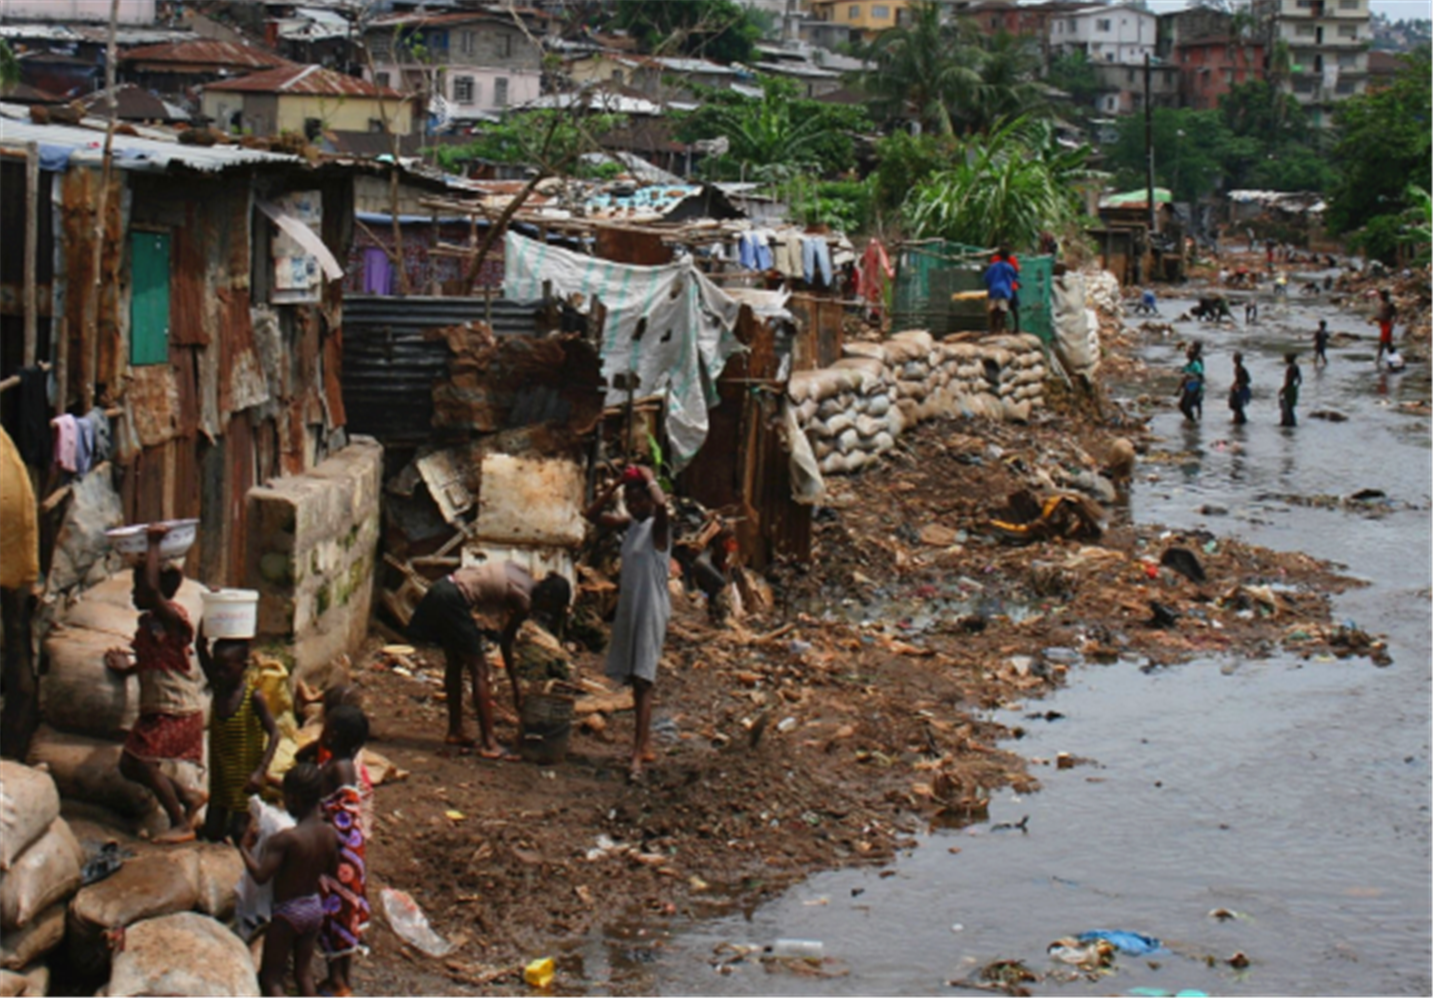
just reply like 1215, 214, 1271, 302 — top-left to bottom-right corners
348, 274, 1388, 995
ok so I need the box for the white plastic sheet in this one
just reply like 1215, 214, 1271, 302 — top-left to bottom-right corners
503, 232, 742, 468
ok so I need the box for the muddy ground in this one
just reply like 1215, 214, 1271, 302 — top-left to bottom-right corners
348, 297, 1379, 995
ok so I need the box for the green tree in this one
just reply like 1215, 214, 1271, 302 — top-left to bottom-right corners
614, 0, 760, 64
1326, 49, 1433, 262
1047, 51, 1100, 108
430, 109, 629, 175
972, 31, 1047, 131
901, 117, 1093, 249
672, 77, 869, 182
855, 0, 981, 136
1107, 107, 1233, 204
0, 39, 19, 90
870, 130, 958, 217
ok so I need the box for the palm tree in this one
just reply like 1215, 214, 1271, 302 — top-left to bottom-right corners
856, 0, 981, 136
967, 31, 1048, 134
0, 40, 20, 90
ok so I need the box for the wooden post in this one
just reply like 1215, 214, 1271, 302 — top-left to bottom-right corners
23, 142, 38, 368
81, 0, 122, 414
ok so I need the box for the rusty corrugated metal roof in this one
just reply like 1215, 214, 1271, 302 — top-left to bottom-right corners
121, 40, 290, 71
203, 65, 403, 99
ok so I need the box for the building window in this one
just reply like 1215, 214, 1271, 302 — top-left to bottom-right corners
453, 75, 475, 104
1337, 24, 1357, 36
459, 30, 474, 56
304, 117, 322, 140
375, 71, 390, 89
1066, 18, 1076, 31
1096, 18, 1111, 31
1295, 0, 1313, 7
1295, 23, 1315, 35
849, 5, 860, 20
368, 118, 384, 132
872, 4, 890, 17
499, 33, 513, 58
1336, 79, 1356, 93
1126, 67, 1135, 82
1338, 0, 1358, 8
494, 77, 509, 107
612, 68, 624, 85
1337, 52, 1356, 66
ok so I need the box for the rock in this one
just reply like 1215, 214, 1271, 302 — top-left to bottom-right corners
107, 911, 260, 997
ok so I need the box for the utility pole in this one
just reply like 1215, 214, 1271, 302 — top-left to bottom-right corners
1143, 52, 1156, 236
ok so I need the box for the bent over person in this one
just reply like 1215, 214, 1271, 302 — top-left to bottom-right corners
406, 561, 571, 759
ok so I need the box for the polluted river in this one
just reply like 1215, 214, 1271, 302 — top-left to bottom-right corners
573, 288, 1433, 996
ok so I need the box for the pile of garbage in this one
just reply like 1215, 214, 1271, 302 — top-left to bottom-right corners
789, 331, 1049, 477
1334, 265, 1432, 344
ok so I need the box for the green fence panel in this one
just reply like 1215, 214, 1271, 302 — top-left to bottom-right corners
892, 240, 1054, 342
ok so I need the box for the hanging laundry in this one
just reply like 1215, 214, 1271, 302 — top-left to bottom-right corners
83, 407, 113, 465
737, 233, 759, 270
51, 413, 79, 473
752, 231, 774, 271
772, 235, 802, 280
74, 414, 95, 476
801, 237, 833, 287
858, 238, 895, 307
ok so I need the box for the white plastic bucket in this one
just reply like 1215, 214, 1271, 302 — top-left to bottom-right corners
200, 589, 259, 640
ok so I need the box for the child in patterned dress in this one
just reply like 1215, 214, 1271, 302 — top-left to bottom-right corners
197, 632, 278, 844
317, 705, 371, 997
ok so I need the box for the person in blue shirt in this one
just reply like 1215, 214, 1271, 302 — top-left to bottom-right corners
1177, 341, 1204, 422
983, 248, 1018, 333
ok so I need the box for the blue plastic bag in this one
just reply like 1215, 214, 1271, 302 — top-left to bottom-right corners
1075, 930, 1163, 955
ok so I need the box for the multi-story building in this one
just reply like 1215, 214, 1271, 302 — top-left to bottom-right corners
806, 0, 912, 45
1254, 0, 1370, 126
363, 10, 541, 123
1048, 3, 1157, 64
1090, 60, 1180, 114
1175, 35, 1265, 110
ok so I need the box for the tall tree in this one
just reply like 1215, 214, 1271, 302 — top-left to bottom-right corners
1326, 49, 1433, 262
673, 77, 869, 182
613, 0, 760, 64
855, 0, 981, 136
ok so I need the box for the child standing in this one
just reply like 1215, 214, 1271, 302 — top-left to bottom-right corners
1229, 352, 1252, 425
197, 631, 278, 844
1279, 352, 1303, 427
1313, 320, 1330, 367
584, 465, 671, 783
1374, 289, 1397, 366
1177, 342, 1205, 422
317, 705, 371, 997
240, 763, 339, 997
104, 526, 206, 844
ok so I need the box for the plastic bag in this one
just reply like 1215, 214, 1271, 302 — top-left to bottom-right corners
234, 797, 294, 941
380, 887, 453, 958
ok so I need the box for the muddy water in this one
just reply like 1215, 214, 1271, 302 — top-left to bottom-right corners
581, 290, 1432, 996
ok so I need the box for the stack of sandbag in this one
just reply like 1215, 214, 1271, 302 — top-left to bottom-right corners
1051, 270, 1101, 379
0, 763, 79, 991
980, 333, 1048, 423
1084, 269, 1124, 318
31, 574, 209, 837
787, 331, 1051, 476
106, 911, 259, 997
788, 352, 900, 477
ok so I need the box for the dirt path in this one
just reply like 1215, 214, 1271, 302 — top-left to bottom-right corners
351, 314, 1373, 996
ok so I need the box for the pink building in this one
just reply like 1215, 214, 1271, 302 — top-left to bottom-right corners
1175, 36, 1265, 110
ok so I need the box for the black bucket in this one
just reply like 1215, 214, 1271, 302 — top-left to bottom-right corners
519, 694, 574, 765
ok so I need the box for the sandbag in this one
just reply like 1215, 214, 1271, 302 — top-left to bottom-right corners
0, 765, 60, 873
780, 400, 826, 507
841, 342, 886, 363
67, 850, 201, 979
855, 414, 887, 439
835, 428, 860, 455
40, 628, 138, 739
889, 329, 935, 353
821, 411, 855, 438
1052, 271, 1100, 377
796, 397, 818, 425
865, 394, 892, 418
0, 970, 23, 997
788, 368, 850, 404
107, 911, 259, 997
816, 394, 849, 420
894, 379, 925, 401
0, 903, 63, 971
900, 360, 930, 380
26, 727, 154, 819
831, 358, 886, 394
1003, 398, 1033, 423
0, 819, 83, 930
193, 844, 244, 922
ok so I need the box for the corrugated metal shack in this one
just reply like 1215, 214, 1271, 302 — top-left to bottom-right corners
0, 114, 358, 588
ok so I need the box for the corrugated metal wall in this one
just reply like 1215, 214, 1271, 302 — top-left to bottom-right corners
342, 295, 539, 443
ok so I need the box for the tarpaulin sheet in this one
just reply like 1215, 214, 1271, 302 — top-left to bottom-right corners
503, 231, 742, 467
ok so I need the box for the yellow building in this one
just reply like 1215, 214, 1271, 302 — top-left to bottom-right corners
202, 65, 413, 139
807, 0, 912, 40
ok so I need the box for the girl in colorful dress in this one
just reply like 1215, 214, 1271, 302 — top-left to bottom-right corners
197, 631, 279, 844
104, 525, 206, 844
317, 704, 371, 997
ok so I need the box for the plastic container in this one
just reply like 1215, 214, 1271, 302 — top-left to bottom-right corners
105, 519, 199, 560
523, 957, 555, 988
769, 938, 824, 959
519, 694, 574, 766
200, 589, 259, 640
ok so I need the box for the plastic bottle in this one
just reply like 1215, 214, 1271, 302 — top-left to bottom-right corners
769, 938, 824, 959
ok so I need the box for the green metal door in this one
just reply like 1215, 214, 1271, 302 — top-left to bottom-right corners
130, 231, 170, 366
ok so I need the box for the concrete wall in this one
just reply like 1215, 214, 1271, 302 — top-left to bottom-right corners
248, 435, 383, 683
